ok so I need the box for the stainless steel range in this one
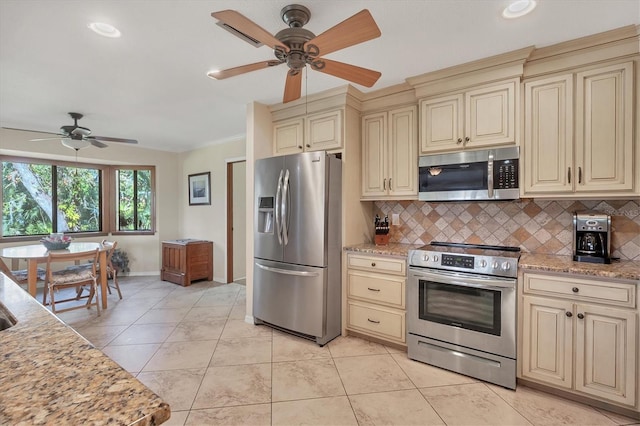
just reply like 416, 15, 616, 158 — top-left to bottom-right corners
407, 242, 520, 389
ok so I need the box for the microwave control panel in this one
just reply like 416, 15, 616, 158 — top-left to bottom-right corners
494, 159, 518, 189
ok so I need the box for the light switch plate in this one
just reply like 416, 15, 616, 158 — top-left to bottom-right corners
392, 213, 400, 225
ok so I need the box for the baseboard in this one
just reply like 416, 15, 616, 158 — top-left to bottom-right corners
125, 271, 161, 277
244, 315, 254, 325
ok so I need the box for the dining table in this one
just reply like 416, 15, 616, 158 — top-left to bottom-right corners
0, 242, 110, 309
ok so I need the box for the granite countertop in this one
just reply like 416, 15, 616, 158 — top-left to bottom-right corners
0, 273, 171, 425
519, 253, 640, 282
344, 243, 639, 282
344, 243, 422, 257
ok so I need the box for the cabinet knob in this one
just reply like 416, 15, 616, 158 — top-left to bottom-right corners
457, 138, 463, 144
572, 287, 579, 293
465, 136, 470, 142
306, 144, 311, 148
577, 313, 584, 319
371, 262, 376, 267
298, 145, 302, 149
565, 311, 573, 318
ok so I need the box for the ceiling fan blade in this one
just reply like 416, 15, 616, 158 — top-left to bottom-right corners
283, 71, 302, 103
88, 140, 108, 148
29, 137, 64, 142
88, 136, 138, 144
315, 58, 381, 87
211, 10, 289, 52
2, 127, 60, 136
208, 61, 280, 80
305, 9, 381, 57
71, 127, 91, 137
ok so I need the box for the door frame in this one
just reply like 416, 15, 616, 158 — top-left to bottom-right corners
226, 157, 246, 283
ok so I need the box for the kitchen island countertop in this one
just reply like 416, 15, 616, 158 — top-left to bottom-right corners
0, 272, 171, 425
519, 253, 640, 282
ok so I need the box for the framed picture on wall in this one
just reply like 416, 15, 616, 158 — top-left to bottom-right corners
188, 172, 211, 205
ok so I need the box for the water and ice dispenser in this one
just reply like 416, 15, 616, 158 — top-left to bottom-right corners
258, 196, 274, 234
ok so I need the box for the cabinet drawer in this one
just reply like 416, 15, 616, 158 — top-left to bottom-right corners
347, 301, 405, 342
523, 273, 636, 308
347, 254, 406, 276
348, 271, 405, 308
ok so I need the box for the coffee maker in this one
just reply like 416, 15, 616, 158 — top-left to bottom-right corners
573, 211, 611, 264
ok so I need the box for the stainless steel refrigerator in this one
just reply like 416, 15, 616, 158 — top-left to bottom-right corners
253, 151, 341, 346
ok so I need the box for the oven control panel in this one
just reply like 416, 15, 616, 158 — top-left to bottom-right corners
441, 254, 474, 269
408, 250, 519, 279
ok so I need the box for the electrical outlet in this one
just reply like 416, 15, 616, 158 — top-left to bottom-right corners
392, 213, 400, 225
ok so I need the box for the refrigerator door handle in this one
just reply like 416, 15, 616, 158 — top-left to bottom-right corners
275, 170, 284, 244
281, 169, 290, 246
255, 262, 320, 277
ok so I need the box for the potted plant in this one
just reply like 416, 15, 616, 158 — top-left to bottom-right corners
111, 248, 130, 275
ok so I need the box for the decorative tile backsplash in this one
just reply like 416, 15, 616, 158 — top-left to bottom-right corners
374, 199, 640, 261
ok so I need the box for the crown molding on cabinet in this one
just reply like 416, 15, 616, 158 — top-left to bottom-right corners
269, 85, 363, 121
407, 46, 535, 98
524, 25, 639, 78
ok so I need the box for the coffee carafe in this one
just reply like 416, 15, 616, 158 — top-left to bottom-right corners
573, 211, 611, 264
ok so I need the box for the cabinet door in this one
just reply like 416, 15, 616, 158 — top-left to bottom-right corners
361, 112, 388, 198
523, 74, 574, 194
419, 94, 463, 153
521, 296, 573, 389
575, 62, 634, 193
465, 80, 517, 149
388, 106, 418, 198
575, 303, 636, 406
306, 109, 343, 151
274, 118, 304, 155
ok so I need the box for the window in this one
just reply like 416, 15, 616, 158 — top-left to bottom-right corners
115, 167, 154, 232
1, 156, 155, 240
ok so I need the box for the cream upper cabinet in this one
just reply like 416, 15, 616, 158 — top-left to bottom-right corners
273, 118, 304, 155
575, 62, 634, 192
523, 74, 573, 193
273, 109, 342, 155
362, 106, 418, 200
523, 61, 635, 197
519, 272, 638, 410
420, 79, 517, 154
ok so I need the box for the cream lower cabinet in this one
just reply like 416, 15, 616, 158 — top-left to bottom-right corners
520, 272, 638, 410
346, 253, 406, 345
523, 61, 635, 197
419, 79, 517, 154
361, 106, 417, 200
273, 109, 342, 155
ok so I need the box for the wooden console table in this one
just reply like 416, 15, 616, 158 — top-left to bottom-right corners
161, 239, 213, 286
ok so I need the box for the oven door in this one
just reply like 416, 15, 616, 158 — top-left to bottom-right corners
407, 267, 516, 358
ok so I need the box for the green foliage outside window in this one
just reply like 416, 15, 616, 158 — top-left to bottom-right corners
117, 169, 152, 231
2, 161, 101, 236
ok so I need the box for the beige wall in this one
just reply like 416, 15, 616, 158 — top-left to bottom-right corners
0, 128, 180, 275
178, 139, 246, 282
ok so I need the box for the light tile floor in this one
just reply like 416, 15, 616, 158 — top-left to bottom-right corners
47, 276, 639, 426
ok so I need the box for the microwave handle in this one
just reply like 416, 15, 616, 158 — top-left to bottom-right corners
487, 151, 494, 198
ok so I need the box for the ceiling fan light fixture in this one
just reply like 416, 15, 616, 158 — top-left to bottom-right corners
502, 0, 537, 19
207, 69, 221, 79
87, 22, 121, 38
61, 138, 91, 151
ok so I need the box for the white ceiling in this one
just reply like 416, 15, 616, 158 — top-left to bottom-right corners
1, 0, 638, 152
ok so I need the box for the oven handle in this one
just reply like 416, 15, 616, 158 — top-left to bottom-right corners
409, 268, 515, 289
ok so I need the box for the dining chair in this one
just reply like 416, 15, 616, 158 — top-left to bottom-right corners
45, 248, 101, 316
101, 240, 123, 299
0, 258, 46, 290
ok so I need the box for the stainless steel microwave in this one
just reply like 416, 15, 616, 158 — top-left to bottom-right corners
418, 146, 520, 201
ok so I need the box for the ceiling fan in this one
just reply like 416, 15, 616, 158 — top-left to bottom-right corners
209, 4, 382, 103
4, 112, 138, 151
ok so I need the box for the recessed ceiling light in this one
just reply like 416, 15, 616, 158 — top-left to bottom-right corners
502, 0, 537, 19
87, 22, 121, 38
